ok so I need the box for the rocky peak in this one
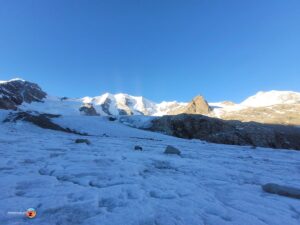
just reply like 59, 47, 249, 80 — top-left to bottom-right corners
0, 79, 47, 110
183, 95, 211, 115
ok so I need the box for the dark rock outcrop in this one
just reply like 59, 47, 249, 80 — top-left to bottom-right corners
0, 79, 47, 110
164, 145, 181, 155
134, 145, 143, 151
118, 108, 133, 116
262, 183, 300, 199
3, 111, 87, 135
148, 114, 300, 150
108, 116, 117, 121
75, 139, 91, 145
101, 98, 112, 115
79, 103, 99, 116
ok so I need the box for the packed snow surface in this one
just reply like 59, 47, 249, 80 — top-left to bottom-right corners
0, 110, 300, 225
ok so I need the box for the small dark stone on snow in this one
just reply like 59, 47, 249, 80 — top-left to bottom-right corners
75, 139, 91, 145
262, 183, 300, 199
108, 117, 117, 121
134, 145, 143, 151
164, 145, 181, 155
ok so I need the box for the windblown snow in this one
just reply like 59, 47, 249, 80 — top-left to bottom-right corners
0, 110, 300, 225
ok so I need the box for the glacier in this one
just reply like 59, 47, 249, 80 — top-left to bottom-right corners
0, 109, 300, 225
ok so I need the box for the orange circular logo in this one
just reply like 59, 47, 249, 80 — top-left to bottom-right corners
26, 208, 36, 219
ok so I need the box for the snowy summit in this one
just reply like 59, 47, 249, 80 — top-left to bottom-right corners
241, 90, 300, 107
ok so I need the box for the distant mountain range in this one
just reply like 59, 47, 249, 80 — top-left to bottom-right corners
1, 78, 300, 125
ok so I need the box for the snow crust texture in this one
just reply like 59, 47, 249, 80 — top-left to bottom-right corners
1, 111, 300, 225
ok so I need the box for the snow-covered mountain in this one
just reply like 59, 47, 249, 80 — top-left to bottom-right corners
0, 78, 46, 110
21, 93, 187, 116
0, 79, 185, 116
1, 78, 300, 125
81, 93, 186, 116
211, 91, 300, 125
241, 90, 300, 107
59, 90, 300, 118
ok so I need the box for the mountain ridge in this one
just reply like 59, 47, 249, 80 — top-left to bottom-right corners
1, 78, 300, 125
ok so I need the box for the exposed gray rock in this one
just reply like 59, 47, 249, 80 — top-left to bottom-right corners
79, 103, 99, 116
134, 145, 143, 151
75, 139, 91, 145
108, 116, 117, 121
164, 145, 181, 155
0, 79, 47, 110
262, 183, 300, 199
3, 111, 87, 135
101, 98, 112, 115
118, 108, 133, 116
148, 114, 300, 150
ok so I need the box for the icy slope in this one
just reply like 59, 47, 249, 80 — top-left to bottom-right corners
1, 113, 300, 225
21, 96, 83, 116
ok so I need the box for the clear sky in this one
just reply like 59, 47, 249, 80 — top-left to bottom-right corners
0, 0, 299, 103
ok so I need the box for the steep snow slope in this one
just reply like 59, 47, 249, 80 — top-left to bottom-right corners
1, 111, 300, 225
21, 96, 83, 116
241, 91, 300, 107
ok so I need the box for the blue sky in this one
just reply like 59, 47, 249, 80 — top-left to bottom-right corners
0, 0, 299, 103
